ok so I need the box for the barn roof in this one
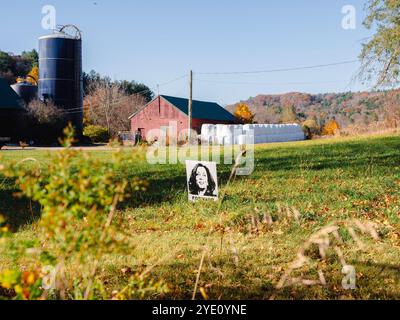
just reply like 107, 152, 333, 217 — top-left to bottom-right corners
160, 95, 235, 121
128, 95, 236, 122
0, 77, 24, 110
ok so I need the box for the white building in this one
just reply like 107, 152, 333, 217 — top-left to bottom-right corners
201, 123, 305, 145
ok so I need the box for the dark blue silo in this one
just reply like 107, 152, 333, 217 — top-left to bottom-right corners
38, 26, 83, 135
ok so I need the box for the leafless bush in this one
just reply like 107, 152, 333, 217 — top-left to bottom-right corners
84, 82, 147, 137
26, 99, 65, 125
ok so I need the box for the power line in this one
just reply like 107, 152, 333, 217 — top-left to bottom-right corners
62, 110, 85, 115
31, 75, 186, 117
157, 74, 187, 87
195, 79, 351, 86
62, 107, 85, 112
156, 74, 188, 97
357, 36, 373, 43
196, 59, 359, 75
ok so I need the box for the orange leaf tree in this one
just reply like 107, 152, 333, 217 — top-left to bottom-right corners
322, 119, 340, 136
26, 66, 39, 85
234, 103, 255, 124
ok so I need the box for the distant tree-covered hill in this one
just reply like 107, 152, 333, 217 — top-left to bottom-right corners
227, 90, 400, 129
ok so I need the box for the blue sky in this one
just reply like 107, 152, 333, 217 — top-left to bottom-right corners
0, 0, 373, 105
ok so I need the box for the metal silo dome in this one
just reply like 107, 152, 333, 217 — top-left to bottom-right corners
11, 81, 38, 105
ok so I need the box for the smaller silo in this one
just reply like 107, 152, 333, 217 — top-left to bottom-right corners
11, 81, 38, 105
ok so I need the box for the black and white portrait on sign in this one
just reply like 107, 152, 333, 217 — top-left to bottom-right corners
186, 160, 218, 201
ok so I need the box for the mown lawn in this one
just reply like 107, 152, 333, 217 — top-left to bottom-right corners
1, 134, 399, 299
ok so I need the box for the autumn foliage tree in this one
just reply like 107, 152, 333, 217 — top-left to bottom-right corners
26, 66, 39, 85
302, 118, 321, 139
360, 0, 400, 87
234, 103, 254, 124
281, 105, 298, 124
322, 119, 340, 136
17, 66, 39, 85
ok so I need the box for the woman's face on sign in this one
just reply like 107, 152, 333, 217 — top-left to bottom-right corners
195, 167, 208, 190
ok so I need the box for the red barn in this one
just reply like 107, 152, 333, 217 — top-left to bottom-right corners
129, 95, 236, 140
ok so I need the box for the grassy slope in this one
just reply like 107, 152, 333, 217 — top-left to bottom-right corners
0, 134, 399, 299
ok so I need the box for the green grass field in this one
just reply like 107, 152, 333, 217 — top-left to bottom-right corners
1, 134, 400, 299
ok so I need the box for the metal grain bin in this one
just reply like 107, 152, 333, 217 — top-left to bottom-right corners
11, 82, 38, 105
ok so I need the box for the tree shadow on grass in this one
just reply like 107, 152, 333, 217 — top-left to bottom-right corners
0, 184, 41, 232
0, 167, 233, 231
129, 175, 188, 207
119, 139, 400, 209
256, 153, 398, 173
152, 258, 400, 300
255, 140, 400, 173
121, 166, 234, 208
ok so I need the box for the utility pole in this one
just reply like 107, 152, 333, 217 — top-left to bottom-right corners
188, 70, 193, 143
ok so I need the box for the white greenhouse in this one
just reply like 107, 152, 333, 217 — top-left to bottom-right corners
201, 123, 305, 145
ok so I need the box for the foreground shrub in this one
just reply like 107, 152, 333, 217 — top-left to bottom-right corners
83, 125, 110, 143
0, 125, 166, 300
